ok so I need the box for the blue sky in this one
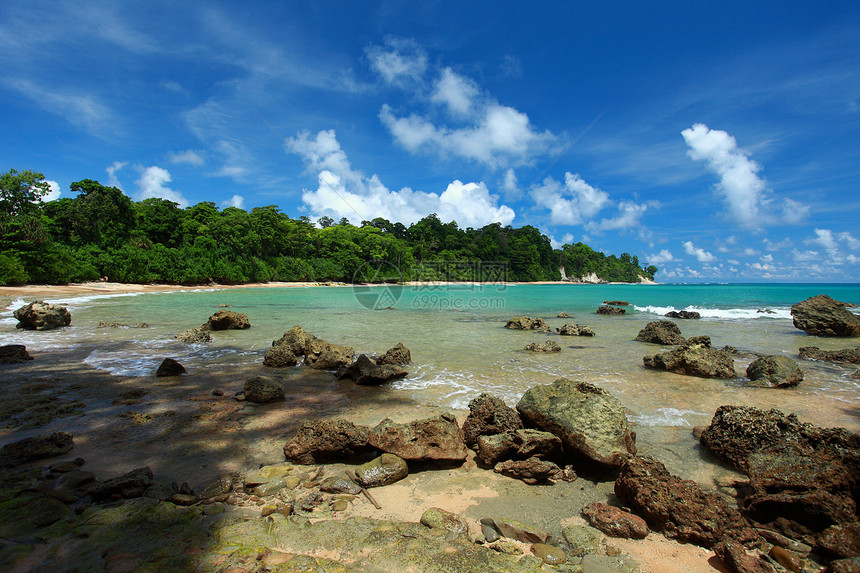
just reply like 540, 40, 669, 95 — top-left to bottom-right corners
2, 1, 859, 282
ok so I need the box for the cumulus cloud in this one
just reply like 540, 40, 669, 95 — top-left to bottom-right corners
530, 173, 610, 226
168, 149, 205, 167
681, 123, 807, 227
431, 68, 480, 117
683, 240, 717, 262
106, 161, 128, 189
286, 129, 515, 228
221, 195, 245, 209
647, 249, 674, 264
586, 200, 649, 233
365, 37, 427, 86
805, 228, 860, 262
134, 166, 189, 207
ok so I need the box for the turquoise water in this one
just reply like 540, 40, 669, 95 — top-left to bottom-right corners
3, 283, 859, 479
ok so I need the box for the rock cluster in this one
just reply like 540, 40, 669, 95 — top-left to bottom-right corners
665, 310, 700, 319
643, 337, 736, 378
13, 301, 71, 330
596, 305, 625, 315
336, 354, 408, 385
791, 294, 860, 337
504, 316, 550, 330
268, 325, 354, 370
557, 323, 595, 336
175, 309, 251, 342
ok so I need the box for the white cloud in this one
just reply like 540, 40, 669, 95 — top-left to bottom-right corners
807, 228, 840, 258
431, 68, 480, 117
586, 200, 649, 233
647, 249, 674, 264
548, 233, 575, 249
530, 173, 610, 226
41, 180, 61, 202
761, 254, 774, 262
683, 241, 717, 262
221, 195, 245, 209
365, 37, 427, 86
792, 249, 819, 262
839, 231, 860, 250
134, 166, 188, 207
500, 168, 521, 200
7, 78, 115, 136
106, 161, 128, 189
681, 123, 807, 227
763, 237, 793, 251
168, 149, 205, 167
286, 129, 515, 228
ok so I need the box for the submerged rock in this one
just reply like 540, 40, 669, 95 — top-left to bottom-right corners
155, 357, 185, 377
0, 344, 33, 364
367, 414, 467, 462
516, 378, 637, 467
614, 455, 757, 548
556, 323, 595, 336
791, 294, 860, 337
175, 326, 211, 343
524, 340, 561, 353
643, 338, 736, 378
666, 310, 701, 319
557, 312, 571, 318
596, 305, 625, 315
13, 301, 71, 330
798, 346, 860, 363
504, 316, 550, 331
283, 419, 371, 464
0, 431, 74, 467
635, 320, 685, 345
461, 393, 523, 448
206, 310, 250, 330
746, 355, 803, 387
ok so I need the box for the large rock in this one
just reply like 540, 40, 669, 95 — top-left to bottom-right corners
614, 455, 757, 548
206, 310, 250, 330
504, 316, 550, 331
378, 342, 411, 365
635, 320, 685, 345
581, 502, 649, 539
643, 339, 736, 378
798, 347, 860, 363
89, 467, 155, 499
354, 453, 408, 488
155, 357, 185, 377
367, 414, 468, 463
477, 429, 562, 466
556, 323, 595, 336
283, 420, 372, 464
0, 431, 74, 467
666, 310, 701, 319
13, 301, 71, 330
461, 393, 523, 447
596, 305, 625, 315
243, 376, 284, 403
714, 541, 777, 573
336, 354, 408, 385
791, 295, 860, 337
263, 345, 299, 367
175, 327, 211, 343
746, 355, 803, 387
0, 344, 33, 364
494, 457, 560, 484
523, 340, 560, 353
304, 338, 354, 370
516, 378, 636, 467
273, 325, 315, 356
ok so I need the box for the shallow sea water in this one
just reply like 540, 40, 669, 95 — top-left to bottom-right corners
3, 283, 859, 481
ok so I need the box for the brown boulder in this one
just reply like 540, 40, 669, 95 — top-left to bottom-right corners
461, 393, 523, 447
206, 310, 250, 330
0, 431, 74, 467
283, 419, 371, 464
13, 301, 71, 330
273, 325, 315, 356
556, 323, 595, 336
175, 326, 211, 343
798, 346, 860, 363
791, 295, 860, 337
354, 453, 408, 488
745, 355, 803, 387
714, 541, 777, 573
818, 523, 860, 559
581, 502, 649, 539
335, 354, 407, 385
263, 345, 299, 367
155, 357, 185, 376
524, 340, 561, 353
643, 339, 736, 378
494, 457, 560, 484
378, 342, 411, 365
0, 344, 33, 364
367, 414, 467, 462
635, 320, 685, 345
614, 455, 757, 548
303, 338, 354, 370
477, 429, 561, 466
504, 316, 550, 331
596, 305, 625, 315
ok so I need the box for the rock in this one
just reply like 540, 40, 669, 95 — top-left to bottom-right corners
354, 453, 408, 487
367, 414, 467, 462
666, 310, 701, 319
557, 323, 595, 336
818, 523, 860, 559
798, 347, 860, 363
791, 295, 860, 337
831, 558, 860, 573
477, 429, 562, 466
194, 475, 233, 500
335, 354, 408, 385
643, 340, 736, 378
531, 543, 566, 564
155, 357, 185, 377
0, 344, 33, 364
557, 312, 571, 318
273, 325, 316, 356
714, 540, 777, 573
562, 525, 604, 557
175, 326, 211, 343
0, 431, 74, 467
504, 316, 550, 331
524, 340, 561, 353
516, 378, 637, 467
420, 507, 469, 536
13, 301, 71, 330
596, 306, 625, 315
304, 338, 354, 370
283, 419, 371, 464
206, 310, 250, 330
378, 342, 411, 365
614, 455, 757, 548
604, 300, 630, 306
263, 345, 299, 367
90, 467, 155, 499
769, 546, 803, 573
635, 321, 685, 345
494, 457, 560, 484
484, 517, 550, 543
461, 393, 523, 447
28, 496, 70, 527
243, 376, 284, 403
746, 355, 803, 387
581, 502, 649, 539
170, 493, 198, 506
320, 476, 362, 495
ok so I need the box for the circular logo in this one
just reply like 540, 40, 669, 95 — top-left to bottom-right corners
352, 260, 404, 310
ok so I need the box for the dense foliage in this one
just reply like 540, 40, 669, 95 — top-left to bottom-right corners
0, 170, 657, 285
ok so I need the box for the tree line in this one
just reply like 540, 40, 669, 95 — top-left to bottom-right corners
0, 169, 657, 286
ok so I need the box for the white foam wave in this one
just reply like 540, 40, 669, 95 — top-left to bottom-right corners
633, 305, 791, 320
391, 367, 518, 410
631, 407, 702, 427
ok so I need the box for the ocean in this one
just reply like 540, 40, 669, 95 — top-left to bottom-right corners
3, 282, 859, 480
